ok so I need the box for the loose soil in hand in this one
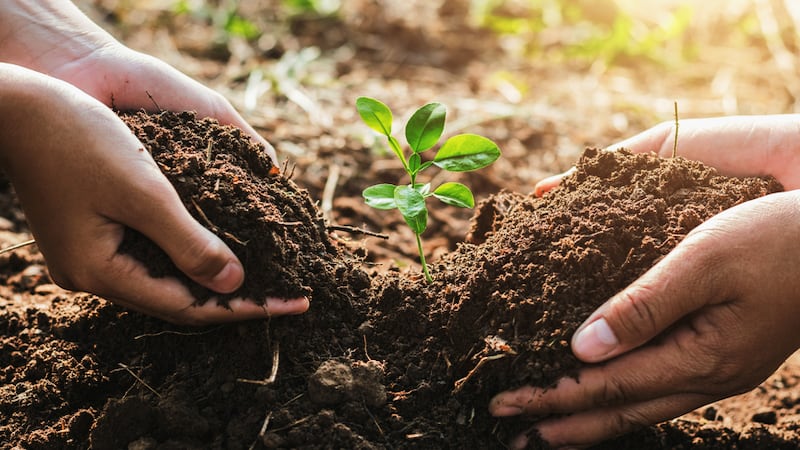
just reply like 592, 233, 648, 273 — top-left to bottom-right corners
1, 112, 799, 450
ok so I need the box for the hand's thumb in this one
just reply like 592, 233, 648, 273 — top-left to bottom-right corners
159, 224, 245, 294
117, 179, 244, 294
570, 235, 718, 363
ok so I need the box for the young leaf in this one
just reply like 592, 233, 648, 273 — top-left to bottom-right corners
405, 102, 446, 153
408, 153, 421, 174
363, 183, 398, 210
433, 134, 500, 172
412, 182, 431, 196
356, 97, 393, 136
394, 185, 428, 234
433, 182, 475, 208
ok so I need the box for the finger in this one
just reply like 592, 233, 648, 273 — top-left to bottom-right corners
529, 392, 715, 449
533, 167, 576, 196
606, 120, 673, 155
609, 115, 800, 188
490, 332, 712, 418
569, 230, 730, 363
183, 297, 310, 324
106, 162, 245, 294
107, 53, 279, 164
95, 252, 308, 324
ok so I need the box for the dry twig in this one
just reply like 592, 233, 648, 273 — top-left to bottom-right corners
116, 363, 161, 398
237, 341, 280, 386
452, 354, 507, 394
326, 224, 388, 239
321, 164, 340, 221
0, 239, 36, 256
133, 326, 223, 340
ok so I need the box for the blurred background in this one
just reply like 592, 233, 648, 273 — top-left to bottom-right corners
76, 0, 800, 171
74, 0, 800, 260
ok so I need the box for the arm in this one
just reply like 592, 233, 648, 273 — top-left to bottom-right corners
0, 0, 277, 161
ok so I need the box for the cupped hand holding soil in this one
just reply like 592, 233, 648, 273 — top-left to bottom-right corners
0, 63, 307, 325
0, 0, 309, 324
493, 117, 800, 448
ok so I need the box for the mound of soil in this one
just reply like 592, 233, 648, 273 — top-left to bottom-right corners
118, 110, 368, 303
1, 112, 798, 449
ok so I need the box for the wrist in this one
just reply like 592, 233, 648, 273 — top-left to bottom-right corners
0, 0, 117, 76
0, 63, 99, 176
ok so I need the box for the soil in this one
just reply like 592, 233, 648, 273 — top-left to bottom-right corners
1, 111, 798, 450
117, 110, 369, 303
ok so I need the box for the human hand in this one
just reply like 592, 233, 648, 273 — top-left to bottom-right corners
534, 114, 800, 196
0, 0, 276, 162
489, 188, 800, 448
0, 64, 308, 324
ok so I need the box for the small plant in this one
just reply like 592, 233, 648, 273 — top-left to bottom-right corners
356, 97, 501, 282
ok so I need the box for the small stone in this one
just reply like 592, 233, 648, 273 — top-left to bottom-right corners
351, 360, 387, 407
128, 437, 158, 450
0, 217, 15, 231
308, 360, 353, 405
752, 409, 778, 425
261, 432, 285, 448
34, 284, 61, 295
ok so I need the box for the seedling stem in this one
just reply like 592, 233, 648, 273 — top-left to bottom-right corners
415, 233, 432, 282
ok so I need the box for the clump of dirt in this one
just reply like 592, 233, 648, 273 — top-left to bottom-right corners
117, 110, 366, 303
2, 113, 799, 450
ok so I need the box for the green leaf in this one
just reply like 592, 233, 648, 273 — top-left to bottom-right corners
356, 97, 393, 136
394, 185, 428, 234
363, 183, 398, 210
412, 183, 431, 196
408, 153, 421, 174
405, 102, 446, 153
225, 13, 261, 40
433, 134, 501, 172
433, 182, 475, 208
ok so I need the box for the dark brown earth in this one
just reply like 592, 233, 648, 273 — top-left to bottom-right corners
117, 110, 369, 304
1, 111, 799, 449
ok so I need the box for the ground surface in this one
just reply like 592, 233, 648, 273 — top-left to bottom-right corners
3, 0, 800, 449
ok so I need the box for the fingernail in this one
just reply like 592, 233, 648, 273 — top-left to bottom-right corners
210, 260, 244, 293
573, 318, 618, 360
265, 297, 310, 315
492, 404, 524, 417
510, 433, 529, 450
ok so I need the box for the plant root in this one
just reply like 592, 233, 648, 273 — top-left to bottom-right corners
452, 354, 507, 394
237, 340, 280, 386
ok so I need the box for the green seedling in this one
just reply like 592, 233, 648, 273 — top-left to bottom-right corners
356, 97, 501, 282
